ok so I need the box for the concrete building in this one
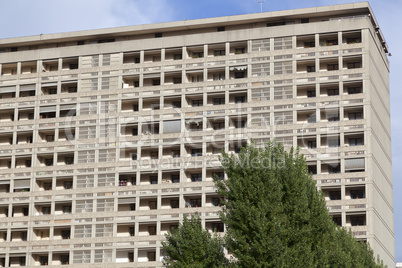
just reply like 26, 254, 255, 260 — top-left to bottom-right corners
0, 2, 394, 267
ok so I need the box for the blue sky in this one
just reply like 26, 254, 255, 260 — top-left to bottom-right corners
0, 0, 400, 262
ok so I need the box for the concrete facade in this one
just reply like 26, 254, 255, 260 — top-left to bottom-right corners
0, 2, 394, 267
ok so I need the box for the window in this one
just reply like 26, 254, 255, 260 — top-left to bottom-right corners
190, 198, 201, 207
213, 122, 225, 130
235, 146, 243, 154
171, 150, 180, 158
46, 135, 54, 142
63, 206, 72, 214
347, 87, 362, 94
173, 54, 182, 60
329, 191, 341, 200
191, 173, 202, 182
17, 256, 26, 266
130, 153, 137, 160
236, 120, 246, 128
61, 255, 69, 265
130, 203, 136, 211
217, 26, 225, 32
129, 227, 135, 237
119, 179, 127, 186
128, 252, 134, 262
347, 62, 361, 69
212, 223, 224, 232
191, 148, 202, 157
62, 230, 70, 239
327, 113, 339, 122
328, 139, 340, 147
212, 198, 221, 207
348, 112, 362, 120
172, 101, 181, 108
173, 77, 181, 84
192, 100, 203, 107
234, 72, 246, 79
133, 104, 139, 111
42, 207, 51, 215
326, 39, 338, 46
25, 159, 32, 167
64, 181, 72, 190
351, 216, 365, 226
40, 256, 48, 266
301, 18, 310, 24
214, 50, 225, 56
308, 166, 317, 175
327, 64, 339, 71
170, 200, 179, 208
23, 207, 29, 216
347, 37, 361, 44
150, 152, 158, 159
65, 157, 74, 165
147, 252, 156, 262
307, 140, 317, 149
235, 48, 245, 54
327, 88, 339, 96
150, 176, 158, 185
148, 226, 156, 235
213, 73, 225, 80
77, 41, 85, 45
155, 33, 162, 38
21, 231, 27, 241
152, 79, 160, 86
45, 158, 53, 166
332, 216, 342, 226
149, 201, 157, 210
307, 66, 315, 72
43, 182, 52, 191
192, 52, 204, 58
213, 172, 224, 180
307, 90, 316, 98
304, 41, 314, 48
307, 114, 316, 123
132, 128, 138, 136
351, 190, 365, 199
171, 175, 180, 183
349, 138, 363, 146
235, 96, 246, 103
213, 98, 225, 105
328, 164, 340, 174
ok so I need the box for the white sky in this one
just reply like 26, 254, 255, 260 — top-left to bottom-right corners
0, 0, 401, 262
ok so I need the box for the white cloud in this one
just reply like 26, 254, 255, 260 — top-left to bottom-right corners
0, 0, 174, 38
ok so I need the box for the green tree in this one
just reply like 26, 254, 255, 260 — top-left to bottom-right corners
161, 214, 228, 268
215, 141, 384, 268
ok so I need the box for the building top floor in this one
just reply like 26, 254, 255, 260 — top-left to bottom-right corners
0, 2, 388, 55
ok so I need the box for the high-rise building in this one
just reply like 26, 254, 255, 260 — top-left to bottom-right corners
0, 2, 393, 267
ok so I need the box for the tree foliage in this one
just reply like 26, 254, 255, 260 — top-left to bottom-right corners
162, 141, 385, 267
215, 141, 384, 268
161, 214, 228, 268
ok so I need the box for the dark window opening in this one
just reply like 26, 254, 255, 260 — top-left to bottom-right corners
155, 33, 163, 38
307, 90, 316, 98
217, 26, 225, 32
191, 173, 202, 182
329, 191, 341, 200
351, 190, 365, 199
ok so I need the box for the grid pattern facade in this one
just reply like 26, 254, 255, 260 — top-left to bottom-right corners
0, 3, 394, 267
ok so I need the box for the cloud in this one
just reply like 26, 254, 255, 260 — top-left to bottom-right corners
0, 0, 174, 38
